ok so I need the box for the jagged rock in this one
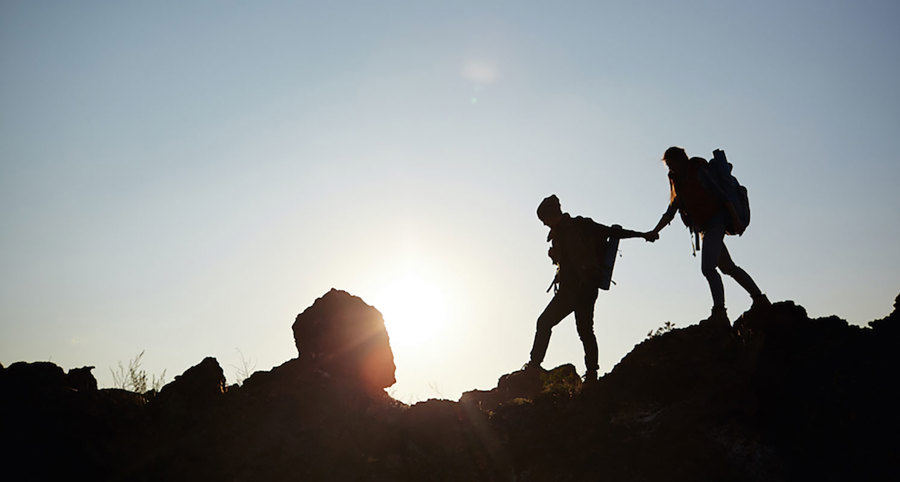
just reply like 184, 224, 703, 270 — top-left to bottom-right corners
292, 288, 396, 391
461, 364, 581, 411
0, 361, 67, 399
2, 292, 899, 481
0, 361, 142, 480
868, 293, 899, 336
1, 363, 98, 398
154, 357, 225, 413
66, 366, 97, 393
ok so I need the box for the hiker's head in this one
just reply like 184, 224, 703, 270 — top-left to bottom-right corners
663, 147, 689, 203
662, 146, 689, 167
537, 195, 563, 227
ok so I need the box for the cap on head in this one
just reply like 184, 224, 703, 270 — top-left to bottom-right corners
537, 194, 562, 221
663, 146, 689, 164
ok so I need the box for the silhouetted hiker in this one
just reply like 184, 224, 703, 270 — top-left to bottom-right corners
647, 146, 769, 327
525, 195, 654, 383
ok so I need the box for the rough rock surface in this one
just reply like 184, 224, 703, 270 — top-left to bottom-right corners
292, 288, 396, 391
1, 291, 897, 481
153, 356, 226, 415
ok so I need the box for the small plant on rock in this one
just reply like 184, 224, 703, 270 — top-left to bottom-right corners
230, 348, 257, 385
646, 321, 676, 340
110, 350, 166, 394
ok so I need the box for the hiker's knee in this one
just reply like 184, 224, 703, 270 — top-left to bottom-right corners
719, 259, 739, 276
701, 260, 719, 279
536, 312, 556, 332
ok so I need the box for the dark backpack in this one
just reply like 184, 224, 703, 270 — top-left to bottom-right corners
708, 149, 750, 235
574, 218, 618, 291
597, 225, 620, 290
549, 217, 618, 291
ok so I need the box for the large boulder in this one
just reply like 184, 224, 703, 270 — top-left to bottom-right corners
292, 289, 396, 391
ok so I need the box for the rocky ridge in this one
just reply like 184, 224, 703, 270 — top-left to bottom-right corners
1, 290, 897, 481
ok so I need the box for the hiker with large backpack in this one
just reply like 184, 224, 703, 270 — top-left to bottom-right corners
525, 195, 655, 383
646, 146, 769, 327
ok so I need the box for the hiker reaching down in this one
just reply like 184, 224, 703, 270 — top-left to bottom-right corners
525, 195, 654, 383
647, 146, 769, 327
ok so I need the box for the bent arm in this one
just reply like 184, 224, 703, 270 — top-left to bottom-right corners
650, 202, 678, 236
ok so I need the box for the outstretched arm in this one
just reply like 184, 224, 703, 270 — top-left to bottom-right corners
612, 225, 652, 241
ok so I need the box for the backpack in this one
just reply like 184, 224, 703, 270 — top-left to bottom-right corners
575, 218, 619, 291
596, 225, 620, 291
674, 157, 719, 231
708, 149, 750, 235
548, 217, 618, 291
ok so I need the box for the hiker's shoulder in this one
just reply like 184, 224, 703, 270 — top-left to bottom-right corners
573, 216, 609, 231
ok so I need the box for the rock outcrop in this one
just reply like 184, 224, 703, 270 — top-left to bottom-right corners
1, 290, 897, 481
153, 356, 226, 416
292, 288, 396, 391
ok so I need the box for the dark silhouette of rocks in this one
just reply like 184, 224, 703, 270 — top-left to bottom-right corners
292, 288, 397, 391
1, 290, 897, 481
152, 356, 226, 417
868, 293, 899, 337
460, 363, 582, 412
66, 365, 98, 393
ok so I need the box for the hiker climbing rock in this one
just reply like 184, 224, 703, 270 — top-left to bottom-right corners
647, 146, 769, 328
526, 195, 654, 383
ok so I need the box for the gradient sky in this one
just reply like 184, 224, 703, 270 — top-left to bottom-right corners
2, 1, 898, 402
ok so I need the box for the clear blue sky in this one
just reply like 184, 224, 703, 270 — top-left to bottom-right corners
2, 1, 898, 402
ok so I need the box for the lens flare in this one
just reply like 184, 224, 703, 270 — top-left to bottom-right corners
462, 60, 499, 84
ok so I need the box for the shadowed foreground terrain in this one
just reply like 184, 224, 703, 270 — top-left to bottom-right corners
2, 289, 898, 481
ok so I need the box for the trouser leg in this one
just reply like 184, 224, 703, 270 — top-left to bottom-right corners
717, 244, 763, 297
701, 226, 726, 308
574, 290, 600, 371
529, 291, 576, 366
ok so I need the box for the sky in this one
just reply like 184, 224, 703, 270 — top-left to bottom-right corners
1, 0, 898, 403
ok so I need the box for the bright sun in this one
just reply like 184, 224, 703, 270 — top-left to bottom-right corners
371, 274, 448, 349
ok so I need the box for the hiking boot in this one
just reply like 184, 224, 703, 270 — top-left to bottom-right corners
700, 306, 730, 330
751, 294, 771, 311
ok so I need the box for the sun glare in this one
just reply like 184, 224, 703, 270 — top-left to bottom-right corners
371, 274, 449, 349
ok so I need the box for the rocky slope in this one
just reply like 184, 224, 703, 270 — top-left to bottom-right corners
1, 289, 897, 481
